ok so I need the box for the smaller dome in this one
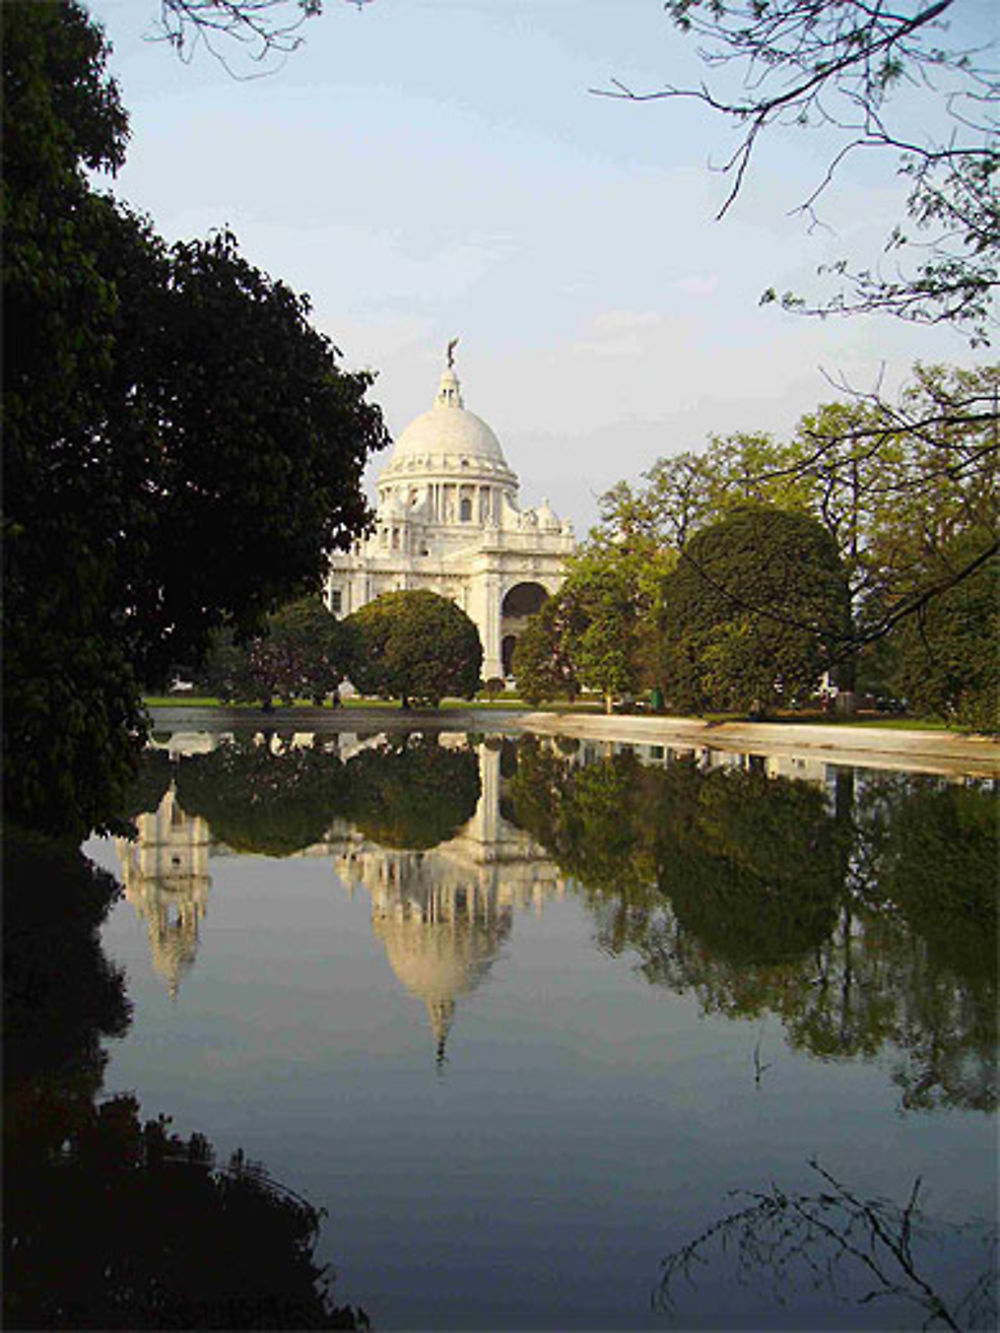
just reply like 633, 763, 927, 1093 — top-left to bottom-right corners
534, 497, 561, 531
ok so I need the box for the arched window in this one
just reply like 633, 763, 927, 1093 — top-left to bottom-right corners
460, 496, 473, 522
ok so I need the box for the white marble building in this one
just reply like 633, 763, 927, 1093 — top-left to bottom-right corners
326, 352, 575, 680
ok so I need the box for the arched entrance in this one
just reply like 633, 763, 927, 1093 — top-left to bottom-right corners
500, 581, 549, 679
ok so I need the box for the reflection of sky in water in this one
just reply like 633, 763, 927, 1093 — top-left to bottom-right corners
88, 732, 998, 1330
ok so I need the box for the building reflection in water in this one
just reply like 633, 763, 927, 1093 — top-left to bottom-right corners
114, 736, 567, 1062
115, 782, 212, 998
113, 732, 851, 1048
331, 739, 567, 1067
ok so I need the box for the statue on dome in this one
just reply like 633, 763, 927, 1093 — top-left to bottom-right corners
446, 337, 459, 369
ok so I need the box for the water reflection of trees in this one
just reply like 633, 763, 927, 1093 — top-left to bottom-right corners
129, 734, 482, 859
510, 741, 998, 1112
175, 735, 347, 857
343, 737, 480, 850
2, 828, 367, 1329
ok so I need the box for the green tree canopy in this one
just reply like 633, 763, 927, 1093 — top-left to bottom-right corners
511, 594, 581, 706
203, 597, 357, 707
346, 590, 482, 707
886, 529, 999, 731
662, 506, 851, 713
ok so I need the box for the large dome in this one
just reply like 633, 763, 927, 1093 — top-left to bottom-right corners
381, 366, 514, 479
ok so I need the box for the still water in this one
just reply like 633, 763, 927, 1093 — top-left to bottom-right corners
81, 729, 996, 1330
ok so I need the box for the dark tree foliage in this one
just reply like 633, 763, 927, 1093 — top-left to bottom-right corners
347, 590, 483, 707
3, 3, 147, 840
175, 736, 346, 855
343, 737, 481, 850
203, 597, 357, 706
661, 506, 852, 713
888, 531, 999, 731
106, 226, 387, 683
604, 0, 999, 345
117, 748, 176, 821
2, 1, 387, 840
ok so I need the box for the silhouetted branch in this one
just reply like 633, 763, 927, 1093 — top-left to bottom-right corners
657, 1160, 998, 1330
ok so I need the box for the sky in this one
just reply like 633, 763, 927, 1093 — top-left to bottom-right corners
92, 0, 998, 537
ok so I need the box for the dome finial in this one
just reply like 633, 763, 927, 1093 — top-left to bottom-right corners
436, 342, 464, 409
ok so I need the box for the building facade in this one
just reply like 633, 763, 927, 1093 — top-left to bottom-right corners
326, 353, 575, 681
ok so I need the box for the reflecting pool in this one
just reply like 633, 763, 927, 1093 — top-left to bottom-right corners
72, 730, 998, 1328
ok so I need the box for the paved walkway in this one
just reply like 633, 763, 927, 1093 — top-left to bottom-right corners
511, 712, 1000, 778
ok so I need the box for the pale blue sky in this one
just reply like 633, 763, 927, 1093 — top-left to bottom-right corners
93, 0, 997, 535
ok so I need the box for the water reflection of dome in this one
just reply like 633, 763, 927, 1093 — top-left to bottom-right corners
115, 783, 212, 997
372, 892, 513, 1067
333, 742, 567, 1067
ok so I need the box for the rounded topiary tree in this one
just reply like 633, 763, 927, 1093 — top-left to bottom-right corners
662, 506, 851, 714
346, 590, 482, 708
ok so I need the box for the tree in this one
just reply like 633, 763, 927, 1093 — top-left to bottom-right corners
205, 596, 357, 707
888, 529, 999, 730
597, 365, 999, 669
511, 594, 582, 706
2, 1, 387, 840
265, 596, 355, 704
560, 544, 673, 710
346, 590, 482, 708
3, 2, 146, 840
789, 364, 1000, 628
603, 0, 999, 345
661, 506, 851, 713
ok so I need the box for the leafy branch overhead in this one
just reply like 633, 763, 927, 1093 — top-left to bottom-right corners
599, 0, 999, 343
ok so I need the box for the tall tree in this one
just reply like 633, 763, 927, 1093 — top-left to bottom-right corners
2, 1, 387, 839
